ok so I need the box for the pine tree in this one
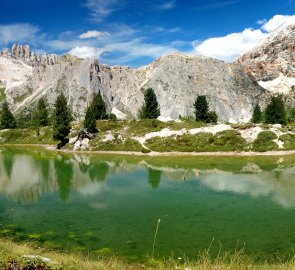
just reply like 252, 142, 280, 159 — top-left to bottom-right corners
32, 98, 50, 128
52, 93, 72, 141
194, 95, 209, 122
251, 104, 262, 123
140, 88, 160, 119
0, 101, 17, 129
84, 105, 97, 133
265, 95, 287, 125
92, 92, 107, 120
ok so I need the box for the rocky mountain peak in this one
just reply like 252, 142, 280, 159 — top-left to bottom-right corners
0, 44, 59, 66
238, 24, 295, 93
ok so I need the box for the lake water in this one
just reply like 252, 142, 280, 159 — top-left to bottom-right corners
1, 147, 295, 261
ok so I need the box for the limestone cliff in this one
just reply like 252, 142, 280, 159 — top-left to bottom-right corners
0, 44, 268, 123
238, 24, 295, 94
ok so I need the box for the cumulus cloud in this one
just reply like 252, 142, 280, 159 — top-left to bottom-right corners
0, 23, 39, 46
261, 14, 295, 32
68, 46, 105, 58
193, 28, 265, 62
79, 30, 109, 39
192, 14, 295, 62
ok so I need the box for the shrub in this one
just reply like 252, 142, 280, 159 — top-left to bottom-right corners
280, 134, 295, 150
252, 131, 279, 152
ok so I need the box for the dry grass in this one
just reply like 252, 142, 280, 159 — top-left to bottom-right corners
1, 239, 295, 270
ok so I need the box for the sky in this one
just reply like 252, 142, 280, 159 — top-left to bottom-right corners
0, 0, 294, 67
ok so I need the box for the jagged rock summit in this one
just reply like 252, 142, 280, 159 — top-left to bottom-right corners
0, 44, 268, 123
238, 23, 295, 94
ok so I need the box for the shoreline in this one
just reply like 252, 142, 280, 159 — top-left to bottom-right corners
1, 143, 295, 156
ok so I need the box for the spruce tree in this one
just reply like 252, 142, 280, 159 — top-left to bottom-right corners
251, 104, 262, 123
0, 101, 17, 129
32, 98, 50, 128
84, 105, 97, 133
194, 95, 209, 122
52, 93, 72, 141
194, 95, 218, 123
92, 92, 107, 120
140, 88, 160, 119
265, 95, 287, 125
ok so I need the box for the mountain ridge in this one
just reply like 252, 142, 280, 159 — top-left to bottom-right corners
0, 43, 268, 123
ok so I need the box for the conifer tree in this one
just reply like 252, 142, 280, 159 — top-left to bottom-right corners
52, 93, 72, 141
140, 88, 160, 119
194, 95, 209, 122
32, 98, 50, 128
265, 95, 287, 125
0, 101, 17, 129
84, 104, 97, 133
92, 92, 107, 120
194, 95, 218, 123
251, 104, 262, 123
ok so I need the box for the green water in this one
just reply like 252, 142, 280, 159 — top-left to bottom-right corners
1, 147, 295, 260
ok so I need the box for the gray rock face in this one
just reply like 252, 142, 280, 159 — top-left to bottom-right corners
0, 45, 268, 123
237, 24, 295, 94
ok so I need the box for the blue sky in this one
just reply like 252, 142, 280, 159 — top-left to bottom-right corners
0, 0, 294, 67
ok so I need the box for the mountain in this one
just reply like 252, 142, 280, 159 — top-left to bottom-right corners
0, 44, 268, 123
238, 24, 295, 94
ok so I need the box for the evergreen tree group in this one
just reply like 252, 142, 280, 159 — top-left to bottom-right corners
194, 95, 217, 123
139, 88, 160, 119
84, 92, 108, 133
0, 102, 17, 129
52, 93, 73, 141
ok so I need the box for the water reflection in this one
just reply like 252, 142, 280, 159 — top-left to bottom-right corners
0, 149, 295, 208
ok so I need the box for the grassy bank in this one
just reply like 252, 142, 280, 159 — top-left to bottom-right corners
2, 239, 295, 270
1, 120, 295, 153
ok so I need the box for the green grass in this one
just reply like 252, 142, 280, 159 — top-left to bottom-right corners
252, 131, 279, 152
2, 121, 295, 152
90, 138, 142, 152
146, 130, 248, 152
0, 127, 57, 145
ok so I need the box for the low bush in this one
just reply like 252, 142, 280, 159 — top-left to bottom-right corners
252, 131, 279, 152
280, 134, 295, 150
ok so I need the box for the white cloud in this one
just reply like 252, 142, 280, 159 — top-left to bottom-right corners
193, 28, 266, 62
261, 14, 295, 32
68, 46, 105, 59
0, 23, 39, 46
79, 30, 109, 39
84, 0, 120, 22
256, 19, 267, 25
157, 0, 177, 10
192, 14, 295, 62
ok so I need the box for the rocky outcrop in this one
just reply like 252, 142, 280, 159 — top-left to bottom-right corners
0, 44, 268, 123
238, 24, 295, 93
0, 44, 59, 66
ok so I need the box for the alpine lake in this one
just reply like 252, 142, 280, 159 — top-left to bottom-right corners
1, 146, 295, 262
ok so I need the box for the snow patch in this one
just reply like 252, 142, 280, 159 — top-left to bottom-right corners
258, 74, 295, 94
111, 107, 127, 120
